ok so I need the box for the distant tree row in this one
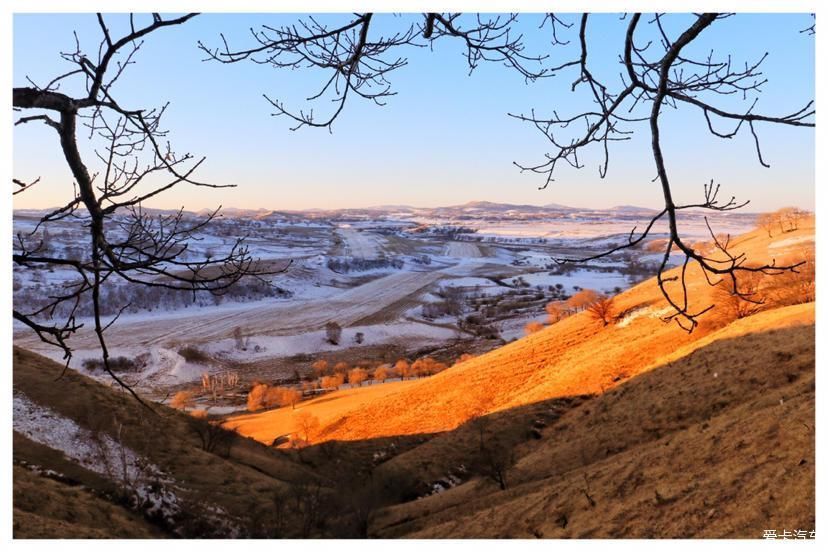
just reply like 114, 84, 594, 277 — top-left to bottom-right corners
13, 275, 287, 320
244, 353, 471, 413
326, 256, 404, 273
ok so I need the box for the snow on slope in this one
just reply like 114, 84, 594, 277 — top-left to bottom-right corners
13, 392, 179, 520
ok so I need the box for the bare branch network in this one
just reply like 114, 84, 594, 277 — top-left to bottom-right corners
200, 12, 814, 331
198, 13, 565, 131
13, 13, 283, 397
13, 11, 816, 386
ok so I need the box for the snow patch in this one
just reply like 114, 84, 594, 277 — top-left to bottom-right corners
617, 305, 675, 328
769, 235, 813, 250
13, 392, 179, 520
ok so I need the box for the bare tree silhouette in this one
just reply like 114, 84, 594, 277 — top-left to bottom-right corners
510, 13, 814, 331
198, 13, 560, 131
202, 13, 814, 331
13, 13, 281, 397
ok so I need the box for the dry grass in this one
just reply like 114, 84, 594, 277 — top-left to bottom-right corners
223, 218, 814, 447
13, 464, 161, 538
372, 315, 814, 538
12, 347, 320, 537
226, 379, 421, 445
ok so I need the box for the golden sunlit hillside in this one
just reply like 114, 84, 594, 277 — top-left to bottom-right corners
225, 217, 815, 446
372, 309, 814, 537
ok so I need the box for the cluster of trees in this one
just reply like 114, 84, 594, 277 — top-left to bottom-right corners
711, 251, 815, 323
326, 256, 404, 273
545, 289, 616, 327
13, 274, 288, 320
244, 353, 466, 414
82, 355, 145, 373
311, 357, 453, 386
412, 225, 477, 237
422, 286, 464, 319
247, 383, 303, 412
200, 370, 240, 401
756, 207, 809, 238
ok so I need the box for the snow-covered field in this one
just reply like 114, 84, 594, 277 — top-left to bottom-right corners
13, 202, 759, 394
337, 226, 385, 258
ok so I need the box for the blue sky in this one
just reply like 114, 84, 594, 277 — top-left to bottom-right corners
13, 13, 815, 211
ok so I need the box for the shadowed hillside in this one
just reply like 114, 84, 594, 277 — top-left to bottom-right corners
371, 312, 814, 537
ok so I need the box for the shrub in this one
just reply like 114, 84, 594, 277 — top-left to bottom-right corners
766, 252, 815, 307
170, 390, 195, 410
325, 322, 342, 345
178, 346, 210, 363
712, 272, 765, 321
524, 321, 544, 335
247, 382, 269, 412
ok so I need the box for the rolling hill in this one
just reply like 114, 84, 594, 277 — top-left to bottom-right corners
226, 218, 815, 445
13, 217, 814, 538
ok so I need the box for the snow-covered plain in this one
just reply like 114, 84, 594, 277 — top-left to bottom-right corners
13, 203, 758, 393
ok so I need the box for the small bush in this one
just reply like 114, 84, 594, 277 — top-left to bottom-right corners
524, 321, 544, 335
178, 346, 210, 363
170, 390, 196, 410
325, 322, 342, 345
81, 355, 142, 373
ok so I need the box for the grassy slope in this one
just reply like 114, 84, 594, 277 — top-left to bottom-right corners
225, 379, 422, 444
227, 219, 815, 445
371, 306, 814, 537
12, 347, 320, 538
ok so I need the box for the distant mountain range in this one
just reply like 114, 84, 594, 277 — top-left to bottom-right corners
14, 200, 750, 222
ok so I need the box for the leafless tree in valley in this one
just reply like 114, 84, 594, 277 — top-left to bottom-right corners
202, 13, 814, 332
13, 13, 281, 399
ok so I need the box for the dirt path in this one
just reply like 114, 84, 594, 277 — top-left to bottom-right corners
443, 241, 483, 258
338, 227, 384, 258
